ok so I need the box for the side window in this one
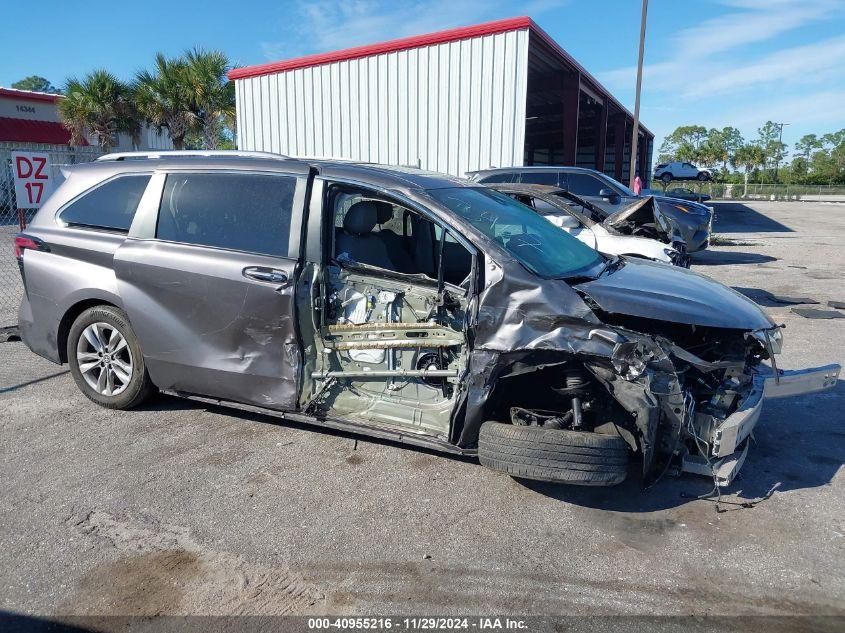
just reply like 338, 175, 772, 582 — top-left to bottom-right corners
477, 172, 514, 184
59, 174, 151, 232
157, 173, 296, 257
518, 171, 559, 186
565, 173, 605, 196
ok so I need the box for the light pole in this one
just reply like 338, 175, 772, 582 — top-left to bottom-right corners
774, 122, 789, 181
629, 0, 648, 189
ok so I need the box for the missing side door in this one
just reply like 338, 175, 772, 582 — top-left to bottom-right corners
305, 182, 475, 440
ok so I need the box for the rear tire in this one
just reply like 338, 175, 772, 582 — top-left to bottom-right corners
697, 172, 709, 181
478, 422, 629, 486
67, 305, 154, 410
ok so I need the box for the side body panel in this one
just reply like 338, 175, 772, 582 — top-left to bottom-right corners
113, 240, 301, 409
18, 226, 125, 362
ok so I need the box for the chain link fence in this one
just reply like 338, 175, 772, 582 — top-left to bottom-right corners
650, 180, 845, 202
1, 143, 102, 328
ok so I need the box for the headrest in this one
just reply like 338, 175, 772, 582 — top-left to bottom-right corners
343, 201, 379, 235
373, 201, 393, 224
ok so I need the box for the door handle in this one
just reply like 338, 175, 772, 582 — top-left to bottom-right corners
243, 266, 288, 284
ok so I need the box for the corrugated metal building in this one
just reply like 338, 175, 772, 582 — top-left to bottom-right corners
230, 16, 653, 184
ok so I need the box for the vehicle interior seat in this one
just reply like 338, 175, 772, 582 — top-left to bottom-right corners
335, 201, 415, 272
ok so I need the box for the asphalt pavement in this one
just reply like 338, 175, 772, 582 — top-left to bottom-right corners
1, 201, 843, 620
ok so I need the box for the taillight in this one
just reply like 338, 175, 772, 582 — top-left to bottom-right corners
14, 234, 48, 261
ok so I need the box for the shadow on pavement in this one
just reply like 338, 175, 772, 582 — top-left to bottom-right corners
136, 393, 477, 463
731, 286, 790, 307
0, 370, 69, 395
520, 379, 845, 512
711, 202, 794, 233
692, 250, 777, 266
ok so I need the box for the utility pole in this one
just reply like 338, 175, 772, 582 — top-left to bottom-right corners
629, 0, 648, 188
774, 122, 789, 181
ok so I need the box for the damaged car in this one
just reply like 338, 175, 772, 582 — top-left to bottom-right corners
467, 166, 713, 253
486, 183, 690, 267
16, 151, 840, 488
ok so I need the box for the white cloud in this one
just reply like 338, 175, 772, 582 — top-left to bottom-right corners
682, 35, 845, 98
600, 0, 845, 94
675, 0, 841, 59
260, 0, 568, 61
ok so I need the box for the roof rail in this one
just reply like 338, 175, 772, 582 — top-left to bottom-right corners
96, 150, 290, 162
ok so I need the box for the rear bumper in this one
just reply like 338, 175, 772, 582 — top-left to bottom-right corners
681, 363, 841, 486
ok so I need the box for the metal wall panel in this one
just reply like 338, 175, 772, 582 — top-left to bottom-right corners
235, 28, 529, 177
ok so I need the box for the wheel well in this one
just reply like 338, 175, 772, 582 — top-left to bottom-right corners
57, 299, 119, 363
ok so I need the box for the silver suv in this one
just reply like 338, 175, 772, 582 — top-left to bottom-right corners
15, 152, 839, 488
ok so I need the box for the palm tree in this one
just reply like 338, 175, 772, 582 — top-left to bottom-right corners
731, 144, 765, 197
184, 48, 236, 150
58, 70, 136, 152
135, 54, 197, 150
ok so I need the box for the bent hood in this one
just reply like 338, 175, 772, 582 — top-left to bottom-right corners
604, 196, 659, 230
575, 258, 774, 330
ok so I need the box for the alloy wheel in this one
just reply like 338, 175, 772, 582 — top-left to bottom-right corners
76, 322, 133, 396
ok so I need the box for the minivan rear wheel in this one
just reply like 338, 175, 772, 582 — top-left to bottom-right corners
478, 421, 629, 486
67, 305, 154, 409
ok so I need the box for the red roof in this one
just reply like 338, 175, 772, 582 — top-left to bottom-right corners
0, 87, 62, 103
0, 116, 87, 146
229, 16, 532, 80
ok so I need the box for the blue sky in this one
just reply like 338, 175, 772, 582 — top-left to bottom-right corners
2, 0, 844, 152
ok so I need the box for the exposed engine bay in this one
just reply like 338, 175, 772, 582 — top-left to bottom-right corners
474, 323, 776, 487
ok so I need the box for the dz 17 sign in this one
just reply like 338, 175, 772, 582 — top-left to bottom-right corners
12, 151, 53, 210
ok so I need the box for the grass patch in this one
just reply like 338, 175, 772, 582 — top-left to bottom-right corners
710, 234, 757, 246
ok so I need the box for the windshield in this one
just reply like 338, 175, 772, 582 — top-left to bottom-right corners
428, 187, 604, 278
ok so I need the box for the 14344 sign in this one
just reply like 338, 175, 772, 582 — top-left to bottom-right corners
12, 151, 53, 210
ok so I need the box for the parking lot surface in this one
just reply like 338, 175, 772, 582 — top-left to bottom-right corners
1, 201, 843, 617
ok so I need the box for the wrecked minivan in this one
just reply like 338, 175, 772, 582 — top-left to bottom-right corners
17, 152, 841, 488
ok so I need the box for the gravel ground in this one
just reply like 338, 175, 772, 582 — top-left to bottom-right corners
0, 201, 843, 620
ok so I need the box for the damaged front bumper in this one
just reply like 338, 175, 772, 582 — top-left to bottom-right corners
681, 363, 840, 486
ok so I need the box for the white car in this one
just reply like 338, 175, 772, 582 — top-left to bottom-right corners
654, 161, 712, 184
489, 184, 689, 267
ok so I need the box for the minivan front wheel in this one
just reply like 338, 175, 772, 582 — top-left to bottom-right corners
478, 421, 629, 486
68, 305, 154, 409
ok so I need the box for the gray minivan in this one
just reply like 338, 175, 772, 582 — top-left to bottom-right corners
15, 152, 839, 488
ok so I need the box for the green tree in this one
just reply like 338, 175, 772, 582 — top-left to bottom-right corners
184, 48, 236, 150
657, 125, 708, 163
12, 75, 61, 94
716, 126, 744, 169
730, 144, 765, 196
135, 53, 197, 150
756, 121, 788, 180
794, 134, 822, 160
58, 70, 137, 152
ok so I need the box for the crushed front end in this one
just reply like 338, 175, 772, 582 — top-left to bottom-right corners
589, 322, 840, 487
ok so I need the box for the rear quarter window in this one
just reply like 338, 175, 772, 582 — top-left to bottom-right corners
59, 174, 151, 232
156, 172, 297, 257
475, 172, 515, 184
517, 172, 559, 186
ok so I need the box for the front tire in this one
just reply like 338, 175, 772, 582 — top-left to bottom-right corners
660, 173, 673, 185
697, 172, 709, 181
478, 422, 629, 486
67, 305, 154, 409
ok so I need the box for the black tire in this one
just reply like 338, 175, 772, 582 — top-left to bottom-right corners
697, 172, 709, 181
67, 305, 154, 410
660, 173, 673, 185
478, 422, 629, 486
